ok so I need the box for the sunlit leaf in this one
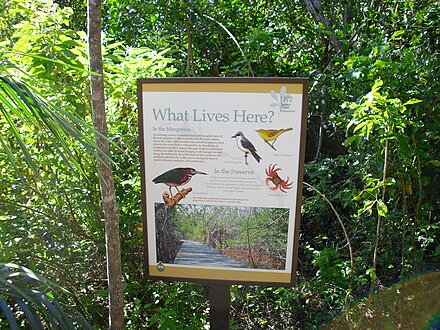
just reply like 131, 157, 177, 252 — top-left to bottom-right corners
358, 200, 375, 215
366, 267, 377, 280
376, 200, 388, 217
404, 99, 422, 106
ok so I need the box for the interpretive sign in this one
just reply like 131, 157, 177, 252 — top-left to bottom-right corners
138, 77, 308, 286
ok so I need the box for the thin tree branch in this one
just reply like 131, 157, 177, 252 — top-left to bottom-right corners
202, 14, 255, 77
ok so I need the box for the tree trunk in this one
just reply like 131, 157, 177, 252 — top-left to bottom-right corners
185, 7, 195, 76
87, 0, 124, 328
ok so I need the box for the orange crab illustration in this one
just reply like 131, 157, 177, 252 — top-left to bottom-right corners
265, 164, 293, 193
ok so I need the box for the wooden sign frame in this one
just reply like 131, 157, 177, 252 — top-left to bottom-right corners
138, 77, 308, 286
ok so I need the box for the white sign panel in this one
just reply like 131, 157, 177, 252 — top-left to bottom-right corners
138, 78, 308, 285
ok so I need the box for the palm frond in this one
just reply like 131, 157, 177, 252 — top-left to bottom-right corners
0, 263, 93, 329
0, 75, 116, 181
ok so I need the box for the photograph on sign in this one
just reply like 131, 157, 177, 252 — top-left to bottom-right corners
155, 204, 289, 270
138, 78, 308, 285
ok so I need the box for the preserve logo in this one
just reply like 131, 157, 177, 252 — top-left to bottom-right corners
270, 86, 294, 113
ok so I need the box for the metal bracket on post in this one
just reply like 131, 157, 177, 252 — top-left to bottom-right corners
208, 283, 230, 330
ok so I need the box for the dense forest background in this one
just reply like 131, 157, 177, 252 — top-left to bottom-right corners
0, 0, 438, 328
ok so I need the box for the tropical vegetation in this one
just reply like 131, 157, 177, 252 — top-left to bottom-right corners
0, 0, 438, 328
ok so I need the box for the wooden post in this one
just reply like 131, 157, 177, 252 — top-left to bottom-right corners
208, 284, 230, 330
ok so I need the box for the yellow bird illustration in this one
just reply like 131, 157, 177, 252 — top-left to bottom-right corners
255, 128, 293, 151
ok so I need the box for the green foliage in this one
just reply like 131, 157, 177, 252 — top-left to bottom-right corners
344, 79, 419, 152
144, 282, 208, 329
0, 75, 102, 181
0, 0, 177, 328
122, 280, 208, 329
0, 9, 109, 326
0, 262, 92, 329
230, 283, 349, 329
0, 0, 439, 328
2, 0, 90, 114
313, 248, 348, 289
343, 80, 438, 277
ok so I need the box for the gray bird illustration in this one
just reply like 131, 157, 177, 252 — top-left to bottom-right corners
231, 131, 262, 165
